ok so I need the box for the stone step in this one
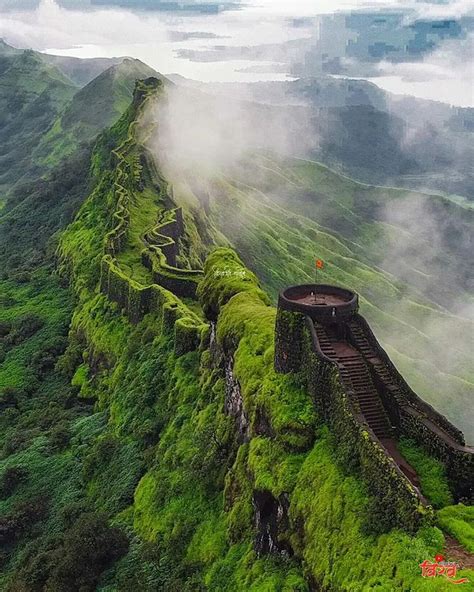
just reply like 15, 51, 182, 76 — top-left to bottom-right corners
364, 412, 388, 420
357, 402, 382, 409
315, 321, 412, 463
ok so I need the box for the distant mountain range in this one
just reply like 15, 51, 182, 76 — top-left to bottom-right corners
0, 40, 161, 201
2, 38, 473, 203
173, 75, 474, 201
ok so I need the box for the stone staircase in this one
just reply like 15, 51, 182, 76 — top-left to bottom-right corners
313, 326, 337, 360
348, 320, 405, 403
314, 323, 421, 487
315, 325, 393, 439
338, 354, 393, 439
348, 321, 377, 359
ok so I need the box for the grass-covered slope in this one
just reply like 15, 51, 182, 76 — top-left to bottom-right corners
0, 145, 92, 277
41, 53, 124, 87
167, 155, 474, 443
33, 59, 162, 168
0, 53, 164, 279
0, 49, 76, 196
0, 44, 159, 213
1, 79, 472, 591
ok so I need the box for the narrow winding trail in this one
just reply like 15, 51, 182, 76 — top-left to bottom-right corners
444, 536, 474, 570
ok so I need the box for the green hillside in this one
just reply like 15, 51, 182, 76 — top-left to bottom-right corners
33, 58, 162, 168
166, 155, 474, 443
41, 53, 124, 87
0, 77, 472, 591
0, 49, 76, 196
0, 52, 164, 277
0, 44, 160, 212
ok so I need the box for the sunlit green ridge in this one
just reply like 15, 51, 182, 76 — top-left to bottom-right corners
0, 77, 472, 590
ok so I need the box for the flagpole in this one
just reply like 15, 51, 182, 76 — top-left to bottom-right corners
314, 258, 324, 304
314, 258, 318, 303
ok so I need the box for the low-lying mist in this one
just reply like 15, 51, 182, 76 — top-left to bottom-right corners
144, 84, 314, 182
143, 81, 473, 442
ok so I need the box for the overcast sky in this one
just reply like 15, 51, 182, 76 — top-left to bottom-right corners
0, 0, 472, 104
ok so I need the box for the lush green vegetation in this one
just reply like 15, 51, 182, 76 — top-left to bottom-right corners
34, 58, 159, 169
0, 49, 76, 197
0, 42, 159, 211
0, 51, 164, 590
438, 505, 474, 553
398, 438, 453, 509
169, 158, 474, 442
0, 74, 472, 591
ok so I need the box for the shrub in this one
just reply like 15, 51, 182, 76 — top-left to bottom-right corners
16, 313, 44, 338
0, 386, 25, 409
82, 434, 119, 482
0, 466, 28, 499
11, 513, 128, 592
0, 495, 49, 545
0, 320, 11, 337
0, 344, 6, 363
30, 337, 68, 376
398, 437, 453, 508
5, 313, 44, 346
49, 421, 71, 451
437, 504, 474, 553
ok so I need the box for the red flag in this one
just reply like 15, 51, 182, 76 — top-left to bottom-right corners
316, 259, 324, 269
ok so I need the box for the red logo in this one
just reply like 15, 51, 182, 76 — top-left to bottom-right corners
420, 555, 469, 585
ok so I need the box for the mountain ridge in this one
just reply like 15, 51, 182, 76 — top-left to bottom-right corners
32, 57, 163, 167
0, 69, 472, 591
0, 46, 162, 212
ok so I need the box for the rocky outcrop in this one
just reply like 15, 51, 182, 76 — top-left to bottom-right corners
224, 357, 249, 443
253, 490, 292, 557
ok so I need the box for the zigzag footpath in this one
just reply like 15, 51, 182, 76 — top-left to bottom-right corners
55, 79, 473, 590
60, 78, 204, 358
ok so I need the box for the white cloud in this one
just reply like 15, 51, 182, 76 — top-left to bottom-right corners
0, 0, 471, 95
367, 33, 474, 106
145, 85, 312, 180
0, 0, 170, 50
410, 0, 474, 20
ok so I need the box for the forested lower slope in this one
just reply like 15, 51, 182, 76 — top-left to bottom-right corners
0, 78, 472, 591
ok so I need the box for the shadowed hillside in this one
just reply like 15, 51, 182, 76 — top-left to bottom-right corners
173, 76, 474, 201
33, 58, 163, 167
0, 41, 160, 208
0, 48, 76, 195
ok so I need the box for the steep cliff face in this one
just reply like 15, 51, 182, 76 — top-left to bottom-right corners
0, 78, 472, 591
